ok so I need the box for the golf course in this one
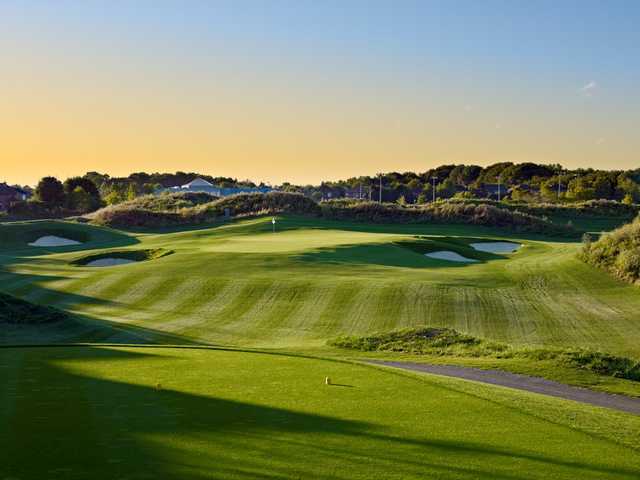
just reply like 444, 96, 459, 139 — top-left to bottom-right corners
2, 214, 640, 479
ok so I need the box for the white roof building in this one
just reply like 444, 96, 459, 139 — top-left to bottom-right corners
181, 178, 214, 188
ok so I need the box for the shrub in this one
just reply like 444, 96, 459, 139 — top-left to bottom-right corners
580, 216, 640, 283
88, 191, 571, 235
88, 192, 319, 228
321, 200, 572, 235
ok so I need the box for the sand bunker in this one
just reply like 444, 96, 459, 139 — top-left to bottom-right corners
470, 242, 520, 254
425, 251, 478, 263
28, 236, 81, 247
86, 258, 136, 267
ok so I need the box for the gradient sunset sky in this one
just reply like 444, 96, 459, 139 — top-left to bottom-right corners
2, 1, 639, 186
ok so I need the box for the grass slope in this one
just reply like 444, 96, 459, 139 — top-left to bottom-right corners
0, 291, 69, 324
1, 346, 639, 480
2, 216, 640, 357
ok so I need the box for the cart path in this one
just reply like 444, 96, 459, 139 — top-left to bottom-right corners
368, 360, 640, 415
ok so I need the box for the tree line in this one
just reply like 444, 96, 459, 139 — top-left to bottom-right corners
6, 162, 640, 219
282, 162, 640, 205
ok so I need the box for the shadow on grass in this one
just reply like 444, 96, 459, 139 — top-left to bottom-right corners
293, 241, 502, 270
1, 345, 638, 480
0, 219, 139, 257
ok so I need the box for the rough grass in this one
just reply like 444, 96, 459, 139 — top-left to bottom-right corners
87, 192, 318, 228
0, 291, 68, 324
87, 192, 571, 235
580, 216, 640, 283
1, 346, 639, 480
330, 327, 640, 382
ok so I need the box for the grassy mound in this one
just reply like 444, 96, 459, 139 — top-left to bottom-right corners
0, 291, 69, 324
71, 248, 173, 266
580, 216, 640, 283
322, 200, 573, 235
331, 327, 640, 381
0, 220, 136, 250
115, 191, 218, 211
88, 192, 318, 228
89, 192, 570, 235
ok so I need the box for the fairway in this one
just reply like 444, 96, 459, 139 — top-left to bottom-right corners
2, 216, 640, 356
2, 345, 639, 480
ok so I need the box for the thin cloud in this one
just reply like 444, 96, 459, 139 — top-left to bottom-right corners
580, 81, 597, 97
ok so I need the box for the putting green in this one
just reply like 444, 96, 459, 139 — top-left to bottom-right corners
2, 216, 640, 356
1, 346, 639, 480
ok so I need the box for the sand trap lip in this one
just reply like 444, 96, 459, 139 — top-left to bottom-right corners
85, 258, 137, 267
470, 242, 521, 254
425, 251, 478, 263
28, 236, 82, 247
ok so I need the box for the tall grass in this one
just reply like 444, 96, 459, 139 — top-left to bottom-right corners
330, 327, 640, 381
88, 193, 571, 235
580, 216, 640, 283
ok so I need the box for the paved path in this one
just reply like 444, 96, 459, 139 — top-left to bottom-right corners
369, 360, 640, 415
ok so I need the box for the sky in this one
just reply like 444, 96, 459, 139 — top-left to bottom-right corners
1, 0, 639, 186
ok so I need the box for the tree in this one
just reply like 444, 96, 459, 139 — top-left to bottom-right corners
104, 191, 123, 206
64, 177, 101, 210
35, 176, 65, 207
67, 186, 93, 213
126, 183, 138, 201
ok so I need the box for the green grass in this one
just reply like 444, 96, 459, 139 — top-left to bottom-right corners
2, 216, 640, 357
1, 345, 639, 480
328, 327, 640, 397
3, 216, 640, 477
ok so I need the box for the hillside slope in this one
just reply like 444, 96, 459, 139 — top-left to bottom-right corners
581, 217, 640, 283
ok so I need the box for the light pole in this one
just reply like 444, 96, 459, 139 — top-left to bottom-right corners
379, 173, 383, 203
557, 170, 563, 201
432, 176, 437, 203
497, 176, 502, 202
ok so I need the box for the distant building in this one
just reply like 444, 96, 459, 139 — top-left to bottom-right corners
162, 178, 273, 197
0, 183, 30, 211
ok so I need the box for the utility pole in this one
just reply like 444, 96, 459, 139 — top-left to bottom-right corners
497, 176, 501, 202
379, 173, 383, 203
557, 171, 562, 200
432, 176, 437, 203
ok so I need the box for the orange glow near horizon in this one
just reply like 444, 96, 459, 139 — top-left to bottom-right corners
1, 3, 638, 187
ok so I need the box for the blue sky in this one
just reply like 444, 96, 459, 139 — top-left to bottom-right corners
1, 1, 638, 184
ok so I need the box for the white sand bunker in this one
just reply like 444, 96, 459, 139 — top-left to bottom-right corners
28, 236, 81, 247
470, 242, 521, 254
86, 258, 136, 267
425, 251, 478, 263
